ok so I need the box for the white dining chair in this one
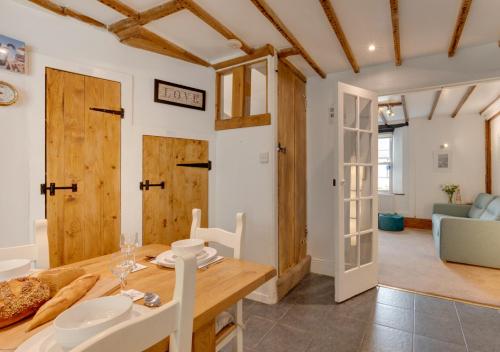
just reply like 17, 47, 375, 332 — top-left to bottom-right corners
0, 219, 49, 269
190, 208, 245, 352
71, 253, 197, 352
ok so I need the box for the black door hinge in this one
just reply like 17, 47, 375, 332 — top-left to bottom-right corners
176, 161, 212, 170
90, 107, 125, 119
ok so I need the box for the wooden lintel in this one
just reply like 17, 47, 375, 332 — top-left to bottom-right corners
250, 0, 326, 78
389, 0, 402, 66
428, 90, 442, 120
278, 48, 300, 58
479, 95, 499, 115
179, 0, 253, 55
318, 0, 359, 73
378, 102, 402, 107
451, 85, 476, 118
280, 58, 307, 83
29, 0, 106, 28
213, 44, 274, 70
401, 95, 409, 123
97, 0, 138, 17
448, 0, 473, 57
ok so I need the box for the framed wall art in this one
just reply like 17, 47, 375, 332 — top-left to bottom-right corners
0, 34, 26, 74
154, 79, 206, 111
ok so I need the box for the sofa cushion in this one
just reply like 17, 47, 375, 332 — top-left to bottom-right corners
480, 197, 500, 221
468, 193, 496, 218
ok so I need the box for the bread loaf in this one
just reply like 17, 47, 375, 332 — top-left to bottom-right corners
0, 277, 50, 328
35, 267, 86, 297
27, 273, 99, 331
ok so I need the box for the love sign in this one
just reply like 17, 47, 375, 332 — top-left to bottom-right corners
154, 79, 206, 111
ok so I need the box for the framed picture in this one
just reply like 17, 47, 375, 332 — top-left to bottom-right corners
434, 150, 453, 172
154, 79, 206, 111
0, 35, 26, 74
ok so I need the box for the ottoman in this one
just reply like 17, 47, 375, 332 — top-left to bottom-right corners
378, 213, 404, 231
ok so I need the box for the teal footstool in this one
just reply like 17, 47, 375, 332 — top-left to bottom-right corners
378, 213, 404, 231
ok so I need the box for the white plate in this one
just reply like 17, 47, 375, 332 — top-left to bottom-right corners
16, 305, 151, 352
156, 247, 217, 268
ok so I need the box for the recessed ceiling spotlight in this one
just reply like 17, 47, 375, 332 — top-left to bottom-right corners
227, 39, 242, 49
368, 44, 376, 52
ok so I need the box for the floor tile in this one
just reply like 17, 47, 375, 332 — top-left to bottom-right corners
414, 295, 457, 320
243, 315, 276, 348
306, 334, 362, 352
255, 323, 312, 352
414, 311, 465, 346
315, 311, 366, 350
372, 303, 414, 332
279, 303, 326, 332
360, 324, 412, 352
460, 320, 500, 352
329, 289, 377, 322
455, 302, 500, 326
376, 287, 414, 309
413, 335, 467, 352
245, 300, 292, 322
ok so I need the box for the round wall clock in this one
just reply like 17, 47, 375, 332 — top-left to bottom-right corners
0, 81, 19, 106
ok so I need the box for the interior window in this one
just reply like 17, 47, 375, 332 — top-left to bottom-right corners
378, 134, 393, 193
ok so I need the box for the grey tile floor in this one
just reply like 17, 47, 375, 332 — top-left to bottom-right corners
221, 273, 500, 352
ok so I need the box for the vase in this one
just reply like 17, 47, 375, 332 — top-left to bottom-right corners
447, 193, 454, 204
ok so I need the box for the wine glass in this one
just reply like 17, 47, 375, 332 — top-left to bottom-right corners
109, 251, 133, 294
120, 233, 139, 269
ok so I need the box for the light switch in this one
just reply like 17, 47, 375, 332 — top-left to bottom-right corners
259, 152, 269, 164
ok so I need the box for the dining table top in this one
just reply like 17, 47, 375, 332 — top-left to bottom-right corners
0, 244, 276, 351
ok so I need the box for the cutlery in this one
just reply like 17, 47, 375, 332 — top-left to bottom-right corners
200, 257, 224, 270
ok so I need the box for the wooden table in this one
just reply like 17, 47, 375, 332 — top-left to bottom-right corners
0, 244, 276, 351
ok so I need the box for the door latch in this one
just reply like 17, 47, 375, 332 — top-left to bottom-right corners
41, 183, 78, 196
276, 143, 287, 153
140, 180, 165, 191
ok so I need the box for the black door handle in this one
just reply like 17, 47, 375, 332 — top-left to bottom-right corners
140, 180, 165, 191
41, 183, 78, 196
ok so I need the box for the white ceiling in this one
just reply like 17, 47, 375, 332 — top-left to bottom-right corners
18, 0, 500, 75
378, 79, 500, 125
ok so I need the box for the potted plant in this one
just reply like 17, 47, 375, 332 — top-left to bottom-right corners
441, 184, 460, 204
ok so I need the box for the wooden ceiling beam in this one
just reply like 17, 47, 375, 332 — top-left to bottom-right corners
250, 0, 326, 78
428, 90, 442, 120
451, 85, 476, 118
213, 44, 274, 70
378, 102, 402, 107
389, 0, 401, 66
401, 95, 409, 123
479, 95, 499, 115
179, 0, 253, 55
488, 110, 500, 121
28, 0, 106, 28
97, 0, 138, 17
448, 0, 473, 57
278, 48, 300, 58
318, 0, 359, 73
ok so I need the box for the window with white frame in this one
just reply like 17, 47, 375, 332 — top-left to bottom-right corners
378, 134, 393, 193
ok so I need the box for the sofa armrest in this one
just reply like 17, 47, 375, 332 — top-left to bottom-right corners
439, 217, 500, 268
432, 203, 471, 217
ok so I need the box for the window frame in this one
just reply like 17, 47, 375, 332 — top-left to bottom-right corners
378, 133, 393, 194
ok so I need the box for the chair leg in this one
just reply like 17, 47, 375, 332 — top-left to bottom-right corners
236, 300, 244, 352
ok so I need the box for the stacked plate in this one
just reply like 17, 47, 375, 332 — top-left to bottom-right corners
156, 247, 218, 268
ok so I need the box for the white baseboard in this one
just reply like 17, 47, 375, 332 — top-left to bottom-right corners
310, 257, 334, 277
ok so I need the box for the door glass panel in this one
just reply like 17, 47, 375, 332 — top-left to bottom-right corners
344, 201, 357, 235
360, 233, 373, 265
344, 130, 357, 163
359, 199, 373, 231
344, 93, 357, 128
344, 165, 357, 200
344, 235, 358, 271
359, 132, 372, 163
359, 166, 372, 197
359, 97, 372, 131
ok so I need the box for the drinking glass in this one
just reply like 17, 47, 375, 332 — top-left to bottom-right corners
120, 233, 139, 269
109, 251, 133, 293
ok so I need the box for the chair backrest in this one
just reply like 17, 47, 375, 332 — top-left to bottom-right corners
71, 254, 197, 352
190, 209, 245, 259
0, 219, 49, 269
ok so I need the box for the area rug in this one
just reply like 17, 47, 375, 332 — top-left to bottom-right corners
379, 229, 500, 307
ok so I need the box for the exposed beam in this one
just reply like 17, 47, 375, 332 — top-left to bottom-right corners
428, 90, 442, 120
318, 0, 359, 73
121, 27, 210, 67
28, 0, 106, 28
280, 58, 307, 83
249, 0, 326, 78
213, 44, 274, 70
389, 0, 401, 66
179, 0, 253, 54
378, 102, 402, 107
278, 48, 300, 58
479, 95, 499, 115
448, 0, 473, 57
401, 95, 409, 123
97, 0, 138, 17
451, 85, 476, 118
488, 110, 500, 121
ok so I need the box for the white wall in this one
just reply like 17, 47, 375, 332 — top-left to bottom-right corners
307, 42, 500, 276
492, 117, 500, 194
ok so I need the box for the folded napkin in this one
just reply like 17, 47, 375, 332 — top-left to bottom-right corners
120, 289, 145, 302
131, 263, 148, 273
151, 255, 224, 269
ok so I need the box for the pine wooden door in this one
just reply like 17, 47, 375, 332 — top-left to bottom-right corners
45, 68, 121, 267
277, 60, 307, 275
142, 136, 208, 245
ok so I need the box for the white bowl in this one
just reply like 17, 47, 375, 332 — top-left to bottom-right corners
171, 238, 204, 257
0, 259, 31, 281
54, 295, 133, 350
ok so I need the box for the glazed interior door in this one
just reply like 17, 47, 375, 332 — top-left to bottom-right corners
335, 82, 378, 302
142, 136, 208, 245
46, 68, 121, 267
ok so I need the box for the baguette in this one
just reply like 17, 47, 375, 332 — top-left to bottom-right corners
27, 273, 99, 331
35, 267, 86, 297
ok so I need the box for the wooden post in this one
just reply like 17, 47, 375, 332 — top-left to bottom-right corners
485, 119, 491, 193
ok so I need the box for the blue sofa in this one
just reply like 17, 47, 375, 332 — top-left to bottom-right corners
432, 193, 500, 269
